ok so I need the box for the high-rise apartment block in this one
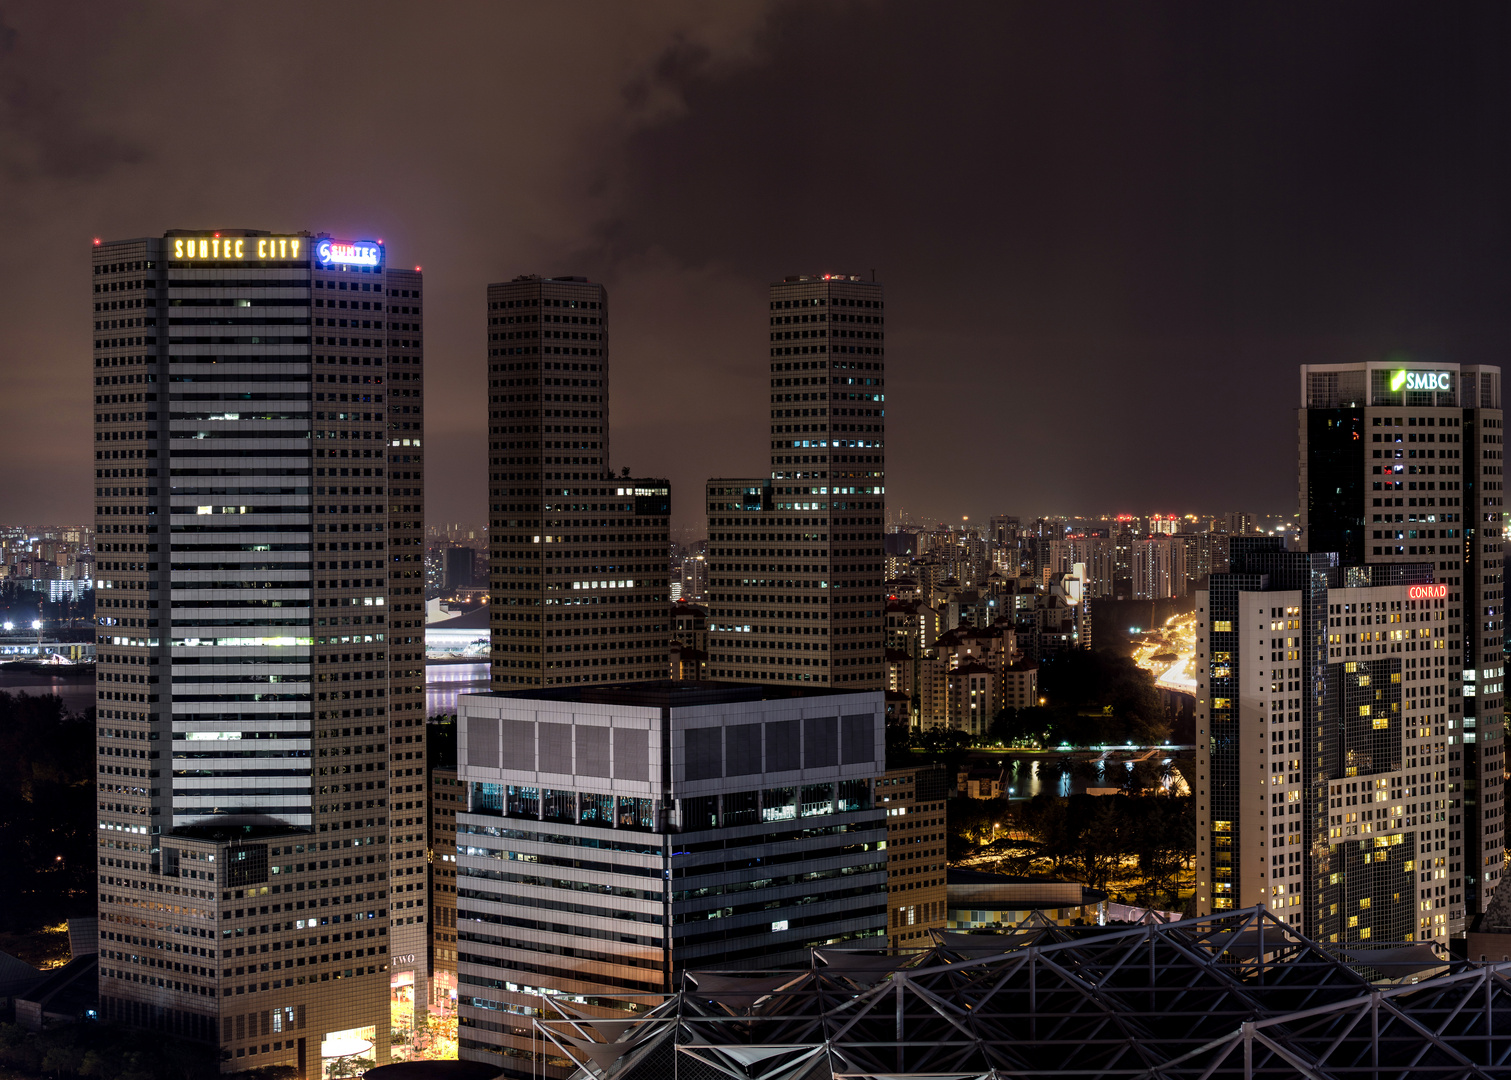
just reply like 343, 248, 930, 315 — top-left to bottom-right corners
92, 229, 426, 1073
1132, 534, 1188, 600
1195, 541, 1458, 943
454, 684, 887, 1076
1300, 362, 1505, 919
705, 274, 887, 689
484, 275, 670, 690
1065, 532, 1116, 598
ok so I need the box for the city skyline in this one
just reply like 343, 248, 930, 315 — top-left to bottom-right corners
3, 8, 1511, 1077
9, 6, 1511, 532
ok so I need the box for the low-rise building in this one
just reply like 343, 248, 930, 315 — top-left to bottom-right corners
881, 765, 950, 948
946, 869, 1105, 928
456, 682, 887, 1074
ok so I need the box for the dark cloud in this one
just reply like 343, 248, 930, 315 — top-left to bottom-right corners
0, 5, 145, 181
2, 2, 1510, 534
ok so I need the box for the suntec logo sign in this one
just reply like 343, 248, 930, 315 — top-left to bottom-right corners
314, 238, 382, 268
1390, 370, 1452, 393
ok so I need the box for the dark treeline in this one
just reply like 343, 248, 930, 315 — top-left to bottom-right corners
0, 692, 98, 933
948, 792, 1195, 912
888, 649, 1188, 767
993, 649, 1172, 747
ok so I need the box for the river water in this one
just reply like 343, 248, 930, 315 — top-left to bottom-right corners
0, 667, 97, 715
987, 754, 1184, 800
426, 661, 490, 717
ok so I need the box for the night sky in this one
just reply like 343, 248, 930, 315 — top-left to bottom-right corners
4, 2, 1511, 536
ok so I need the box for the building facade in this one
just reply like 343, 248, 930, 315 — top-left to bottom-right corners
1195, 539, 1463, 946
484, 276, 670, 691
1300, 361, 1505, 921
426, 763, 459, 1025
454, 684, 887, 1077
705, 275, 887, 690
881, 765, 949, 947
92, 229, 424, 1073
1131, 535, 1188, 600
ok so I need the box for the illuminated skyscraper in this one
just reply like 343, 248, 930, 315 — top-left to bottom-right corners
91, 229, 426, 1074
705, 274, 888, 689
1195, 362, 1507, 948
1299, 361, 1505, 929
1194, 541, 1451, 944
484, 276, 670, 690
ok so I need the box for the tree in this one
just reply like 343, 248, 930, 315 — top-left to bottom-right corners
945, 796, 1005, 862
42, 1043, 85, 1079
1073, 799, 1129, 893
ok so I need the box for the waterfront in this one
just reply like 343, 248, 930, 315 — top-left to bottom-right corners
0, 666, 95, 715
965, 751, 1193, 800
427, 660, 490, 716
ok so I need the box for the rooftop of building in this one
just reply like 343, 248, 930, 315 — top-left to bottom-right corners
363, 1063, 505, 1080
162, 228, 312, 237
477, 680, 878, 709
776, 274, 882, 286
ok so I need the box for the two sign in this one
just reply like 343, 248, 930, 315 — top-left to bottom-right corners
170, 235, 383, 268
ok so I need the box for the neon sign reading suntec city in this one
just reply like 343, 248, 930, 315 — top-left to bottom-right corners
1390, 369, 1453, 393
171, 236, 303, 260
1408, 584, 1448, 601
315, 239, 382, 267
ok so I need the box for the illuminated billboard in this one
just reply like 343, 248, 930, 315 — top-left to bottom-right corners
170, 236, 304, 260
1407, 584, 1448, 601
315, 238, 383, 268
1390, 369, 1452, 393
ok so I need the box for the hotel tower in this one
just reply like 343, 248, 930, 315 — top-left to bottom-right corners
1195, 362, 1506, 948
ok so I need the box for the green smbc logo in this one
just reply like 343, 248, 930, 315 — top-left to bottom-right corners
1390, 370, 1453, 392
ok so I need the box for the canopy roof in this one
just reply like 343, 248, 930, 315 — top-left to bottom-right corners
537, 907, 1511, 1080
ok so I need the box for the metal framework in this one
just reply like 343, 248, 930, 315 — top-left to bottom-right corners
533, 907, 1511, 1080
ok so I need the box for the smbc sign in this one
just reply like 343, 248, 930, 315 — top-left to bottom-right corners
1390, 370, 1453, 392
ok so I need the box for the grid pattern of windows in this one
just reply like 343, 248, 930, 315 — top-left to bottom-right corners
706, 276, 887, 690
485, 277, 670, 690
1300, 362, 1504, 929
94, 230, 419, 1069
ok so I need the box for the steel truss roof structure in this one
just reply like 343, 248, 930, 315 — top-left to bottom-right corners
535, 907, 1511, 1080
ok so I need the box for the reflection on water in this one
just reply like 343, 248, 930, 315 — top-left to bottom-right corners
0, 669, 96, 715
1002, 756, 1123, 800
997, 756, 1188, 800
427, 662, 490, 716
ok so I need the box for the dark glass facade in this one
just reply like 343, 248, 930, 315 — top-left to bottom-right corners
1307, 409, 1367, 566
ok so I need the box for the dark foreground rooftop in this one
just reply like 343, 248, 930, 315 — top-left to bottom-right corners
532, 907, 1511, 1079
364, 1063, 504, 1080
478, 680, 878, 709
